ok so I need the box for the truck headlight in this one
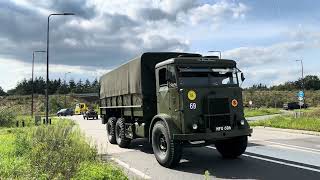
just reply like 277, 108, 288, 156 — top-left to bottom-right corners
192, 123, 198, 130
240, 120, 245, 125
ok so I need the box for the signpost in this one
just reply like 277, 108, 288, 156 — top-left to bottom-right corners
297, 91, 304, 117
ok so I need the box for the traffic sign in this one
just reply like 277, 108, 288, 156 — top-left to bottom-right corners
298, 91, 304, 98
298, 97, 304, 101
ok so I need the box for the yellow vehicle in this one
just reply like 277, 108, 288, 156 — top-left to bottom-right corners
74, 103, 88, 115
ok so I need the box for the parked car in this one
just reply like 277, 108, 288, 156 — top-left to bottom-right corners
283, 102, 308, 110
57, 108, 74, 116
83, 109, 98, 120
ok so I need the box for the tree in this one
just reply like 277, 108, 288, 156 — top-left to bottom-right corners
84, 79, 91, 93
0, 86, 7, 96
92, 78, 100, 93
69, 79, 76, 93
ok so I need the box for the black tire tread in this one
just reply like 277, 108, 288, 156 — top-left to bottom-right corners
215, 136, 248, 159
116, 118, 131, 148
107, 117, 117, 144
152, 121, 182, 168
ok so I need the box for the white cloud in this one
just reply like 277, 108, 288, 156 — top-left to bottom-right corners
181, 1, 249, 25
0, 57, 110, 91
223, 41, 307, 67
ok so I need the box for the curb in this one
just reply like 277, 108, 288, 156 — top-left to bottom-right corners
253, 126, 320, 136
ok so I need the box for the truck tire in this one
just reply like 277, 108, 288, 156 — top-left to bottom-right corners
152, 121, 182, 168
106, 117, 117, 144
115, 118, 131, 148
215, 136, 248, 159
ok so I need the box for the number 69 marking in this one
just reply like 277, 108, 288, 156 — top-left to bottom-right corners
189, 103, 197, 110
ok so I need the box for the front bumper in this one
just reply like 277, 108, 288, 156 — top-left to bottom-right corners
173, 128, 252, 141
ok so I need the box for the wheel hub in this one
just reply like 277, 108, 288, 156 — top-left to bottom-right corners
159, 134, 167, 152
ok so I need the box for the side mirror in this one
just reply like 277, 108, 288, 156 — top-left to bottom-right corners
241, 73, 245, 82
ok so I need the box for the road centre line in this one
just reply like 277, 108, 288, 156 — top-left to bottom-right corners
206, 146, 320, 173
111, 157, 152, 180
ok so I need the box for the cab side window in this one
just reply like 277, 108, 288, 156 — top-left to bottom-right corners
159, 68, 167, 87
167, 65, 176, 86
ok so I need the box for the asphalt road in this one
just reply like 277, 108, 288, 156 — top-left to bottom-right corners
68, 115, 320, 180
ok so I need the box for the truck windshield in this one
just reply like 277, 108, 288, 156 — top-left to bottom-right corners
177, 67, 239, 87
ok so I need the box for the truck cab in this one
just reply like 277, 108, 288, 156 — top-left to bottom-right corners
100, 52, 252, 168
150, 56, 252, 167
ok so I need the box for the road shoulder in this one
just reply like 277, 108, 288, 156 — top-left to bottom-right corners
253, 126, 320, 136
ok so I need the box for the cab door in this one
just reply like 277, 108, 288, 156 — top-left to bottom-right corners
156, 66, 170, 114
155, 65, 182, 130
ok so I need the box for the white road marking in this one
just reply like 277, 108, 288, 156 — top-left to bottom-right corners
206, 146, 320, 173
261, 140, 320, 154
111, 157, 152, 179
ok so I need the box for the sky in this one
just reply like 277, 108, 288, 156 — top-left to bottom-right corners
0, 0, 319, 91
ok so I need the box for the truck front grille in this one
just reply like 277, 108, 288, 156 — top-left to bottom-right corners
203, 98, 231, 131
204, 98, 230, 115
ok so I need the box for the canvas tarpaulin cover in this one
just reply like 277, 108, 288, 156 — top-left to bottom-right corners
99, 52, 201, 99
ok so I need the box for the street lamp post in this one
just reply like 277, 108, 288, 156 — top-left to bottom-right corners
64, 72, 71, 107
46, 13, 75, 124
31, 50, 46, 117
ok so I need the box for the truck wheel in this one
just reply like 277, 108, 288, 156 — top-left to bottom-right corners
115, 118, 131, 148
106, 117, 117, 144
152, 121, 182, 168
215, 136, 248, 159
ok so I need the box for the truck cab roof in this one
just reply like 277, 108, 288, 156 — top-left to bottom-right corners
155, 56, 237, 69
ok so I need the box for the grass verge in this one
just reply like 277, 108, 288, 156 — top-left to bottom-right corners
249, 115, 320, 132
0, 119, 127, 179
244, 108, 280, 117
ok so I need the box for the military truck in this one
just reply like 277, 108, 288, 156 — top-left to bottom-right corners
100, 52, 252, 167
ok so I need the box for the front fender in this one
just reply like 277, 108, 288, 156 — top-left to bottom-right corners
149, 114, 181, 143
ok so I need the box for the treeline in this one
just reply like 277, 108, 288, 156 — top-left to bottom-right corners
247, 75, 320, 91
5, 77, 99, 95
0, 86, 7, 96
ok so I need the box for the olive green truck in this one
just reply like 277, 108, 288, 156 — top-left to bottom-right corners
100, 52, 252, 167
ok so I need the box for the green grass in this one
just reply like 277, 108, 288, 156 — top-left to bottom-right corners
244, 108, 280, 117
0, 120, 127, 179
249, 115, 320, 132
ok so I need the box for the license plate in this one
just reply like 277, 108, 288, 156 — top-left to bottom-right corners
216, 126, 232, 131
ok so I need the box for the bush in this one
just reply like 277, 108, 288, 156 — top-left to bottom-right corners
72, 161, 128, 180
27, 123, 97, 179
0, 120, 127, 179
0, 107, 17, 127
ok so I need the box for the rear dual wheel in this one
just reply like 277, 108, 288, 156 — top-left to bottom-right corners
107, 117, 131, 147
115, 118, 131, 148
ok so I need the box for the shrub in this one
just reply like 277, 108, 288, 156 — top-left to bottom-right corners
1, 120, 127, 179
72, 161, 128, 180
0, 107, 17, 127
27, 124, 97, 179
